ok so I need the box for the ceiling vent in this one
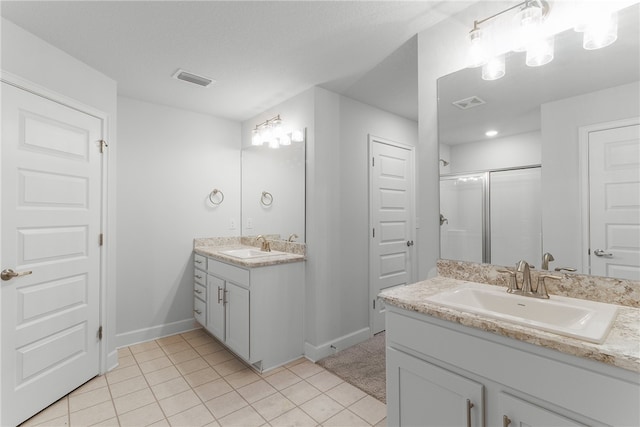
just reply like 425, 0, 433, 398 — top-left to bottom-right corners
172, 69, 215, 88
452, 96, 486, 110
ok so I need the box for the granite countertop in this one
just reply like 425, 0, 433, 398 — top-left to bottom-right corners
379, 276, 640, 373
194, 244, 305, 268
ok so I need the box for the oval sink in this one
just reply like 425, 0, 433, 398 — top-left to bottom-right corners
425, 282, 619, 344
219, 248, 285, 259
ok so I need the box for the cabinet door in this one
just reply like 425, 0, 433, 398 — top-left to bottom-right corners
225, 281, 249, 360
499, 393, 586, 427
207, 275, 225, 341
387, 348, 484, 427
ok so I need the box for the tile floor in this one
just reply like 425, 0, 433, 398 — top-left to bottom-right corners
20, 329, 386, 427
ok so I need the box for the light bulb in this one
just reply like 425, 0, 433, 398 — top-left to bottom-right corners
468, 26, 487, 68
268, 138, 280, 149
261, 127, 273, 145
526, 36, 554, 67
482, 55, 505, 81
513, 2, 542, 52
251, 128, 262, 146
272, 117, 284, 138
583, 12, 618, 50
291, 129, 305, 142
279, 134, 291, 146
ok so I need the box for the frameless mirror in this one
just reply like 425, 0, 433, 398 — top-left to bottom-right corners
241, 140, 306, 242
438, 3, 639, 278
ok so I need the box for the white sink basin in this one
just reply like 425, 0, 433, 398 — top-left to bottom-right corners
219, 248, 285, 259
425, 283, 619, 344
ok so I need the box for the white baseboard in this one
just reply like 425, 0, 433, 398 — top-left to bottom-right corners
115, 318, 201, 349
304, 327, 371, 362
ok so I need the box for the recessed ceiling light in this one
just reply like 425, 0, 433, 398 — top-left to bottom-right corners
485, 130, 498, 137
172, 69, 216, 88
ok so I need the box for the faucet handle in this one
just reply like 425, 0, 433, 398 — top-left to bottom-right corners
554, 267, 577, 272
536, 274, 562, 299
497, 269, 518, 293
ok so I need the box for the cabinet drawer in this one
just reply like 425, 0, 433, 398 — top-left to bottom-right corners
194, 253, 206, 268
194, 297, 206, 326
194, 268, 206, 285
207, 258, 249, 286
194, 282, 206, 301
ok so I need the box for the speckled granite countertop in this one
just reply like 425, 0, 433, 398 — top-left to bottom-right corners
194, 245, 305, 268
379, 276, 640, 373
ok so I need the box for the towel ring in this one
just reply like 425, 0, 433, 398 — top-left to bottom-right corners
209, 189, 224, 205
261, 191, 273, 206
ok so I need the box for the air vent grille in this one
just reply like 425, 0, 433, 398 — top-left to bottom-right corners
172, 69, 215, 88
452, 96, 486, 110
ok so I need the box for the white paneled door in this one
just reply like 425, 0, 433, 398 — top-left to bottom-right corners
588, 122, 640, 280
369, 136, 415, 335
1, 82, 103, 426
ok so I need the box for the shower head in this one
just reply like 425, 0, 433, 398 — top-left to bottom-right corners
439, 158, 449, 166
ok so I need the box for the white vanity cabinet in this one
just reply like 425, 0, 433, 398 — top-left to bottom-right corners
386, 308, 640, 427
194, 254, 304, 372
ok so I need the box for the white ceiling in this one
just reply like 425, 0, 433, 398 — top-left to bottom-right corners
0, 0, 473, 122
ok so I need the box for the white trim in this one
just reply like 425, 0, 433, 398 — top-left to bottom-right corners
303, 327, 371, 362
115, 319, 200, 349
578, 116, 640, 276
0, 71, 112, 375
368, 135, 416, 336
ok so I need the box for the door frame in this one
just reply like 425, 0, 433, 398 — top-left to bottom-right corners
578, 116, 640, 276
368, 135, 416, 335
0, 71, 112, 374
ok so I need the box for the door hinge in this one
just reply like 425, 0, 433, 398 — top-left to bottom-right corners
372, 228, 375, 238
97, 326, 103, 340
373, 299, 376, 309
99, 139, 108, 154
99, 233, 104, 246
372, 157, 375, 167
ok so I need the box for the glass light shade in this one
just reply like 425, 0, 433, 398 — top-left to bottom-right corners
279, 134, 291, 146
583, 12, 618, 50
261, 127, 273, 145
482, 55, 505, 80
468, 27, 487, 68
291, 129, 304, 142
513, 3, 543, 52
271, 117, 284, 138
251, 129, 262, 146
526, 36, 554, 66
268, 138, 280, 149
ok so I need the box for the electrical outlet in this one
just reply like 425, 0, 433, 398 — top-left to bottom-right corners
230, 218, 236, 230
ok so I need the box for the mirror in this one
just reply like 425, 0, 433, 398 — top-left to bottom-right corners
241, 140, 306, 242
438, 3, 639, 278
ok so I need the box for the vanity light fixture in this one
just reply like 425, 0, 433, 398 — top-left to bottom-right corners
251, 115, 304, 148
468, 0, 619, 80
485, 130, 498, 137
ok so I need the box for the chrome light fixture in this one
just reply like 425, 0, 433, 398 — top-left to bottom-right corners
251, 115, 304, 148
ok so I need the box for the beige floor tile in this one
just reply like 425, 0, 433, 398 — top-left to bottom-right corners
139, 355, 174, 374
168, 348, 201, 364
113, 354, 137, 370
323, 409, 370, 427
374, 417, 387, 427
106, 364, 143, 385
68, 386, 112, 412
134, 348, 168, 364
269, 407, 317, 427
287, 360, 324, 379
306, 371, 343, 392
236, 379, 277, 403
193, 341, 224, 356
264, 369, 302, 390
202, 350, 235, 367
157, 334, 187, 347
161, 340, 194, 355
299, 394, 344, 423
175, 356, 210, 375
224, 369, 261, 389
251, 392, 296, 421
29, 414, 69, 426
118, 347, 132, 358
284, 358, 306, 368
69, 401, 116, 426
202, 422, 221, 427
70, 375, 108, 396
151, 376, 192, 400
183, 367, 221, 388
185, 334, 216, 348
158, 389, 202, 417
144, 365, 181, 386
113, 387, 156, 415
91, 416, 121, 426
148, 418, 172, 427
348, 395, 386, 425
118, 402, 165, 427
20, 397, 69, 427
324, 382, 367, 407
280, 381, 322, 406
204, 391, 248, 419
217, 406, 265, 427
260, 366, 286, 378
129, 340, 161, 354
193, 378, 233, 401
167, 403, 215, 427
213, 358, 247, 376
180, 328, 207, 340
108, 375, 149, 399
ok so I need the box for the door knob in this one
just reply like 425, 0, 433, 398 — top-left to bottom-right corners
593, 249, 613, 258
1, 268, 33, 281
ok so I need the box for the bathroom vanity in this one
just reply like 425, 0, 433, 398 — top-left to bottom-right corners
193, 237, 305, 372
379, 260, 640, 427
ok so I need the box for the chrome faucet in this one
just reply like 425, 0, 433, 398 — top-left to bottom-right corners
542, 252, 555, 270
497, 260, 562, 299
256, 235, 271, 252
516, 260, 533, 294
287, 233, 298, 242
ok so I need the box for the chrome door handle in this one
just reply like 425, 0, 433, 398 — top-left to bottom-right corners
1, 268, 33, 281
217, 286, 223, 304
406, 240, 414, 247
503, 415, 511, 427
594, 249, 613, 258
466, 399, 474, 427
